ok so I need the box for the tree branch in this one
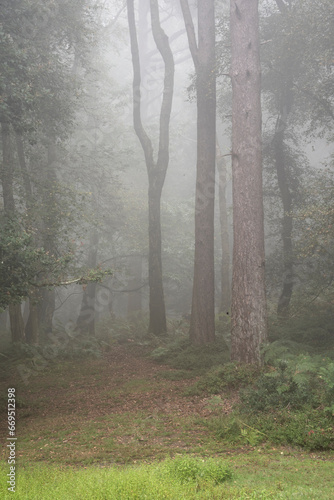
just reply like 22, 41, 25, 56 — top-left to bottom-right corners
127, 0, 154, 172
179, 0, 198, 69
150, 0, 175, 176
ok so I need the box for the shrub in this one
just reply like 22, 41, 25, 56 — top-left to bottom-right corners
196, 362, 262, 394
164, 455, 233, 484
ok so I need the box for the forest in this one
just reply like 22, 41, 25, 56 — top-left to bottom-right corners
0, 0, 334, 498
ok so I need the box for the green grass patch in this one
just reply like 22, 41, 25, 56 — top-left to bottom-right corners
1, 451, 334, 499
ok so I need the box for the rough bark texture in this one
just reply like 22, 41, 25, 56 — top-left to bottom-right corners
127, 0, 174, 335
180, 0, 216, 344
217, 155, 231, 313
230, 0, 267, 364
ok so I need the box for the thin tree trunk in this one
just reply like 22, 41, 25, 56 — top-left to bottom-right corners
127, 255, 143, 317
76, 227, 99, 336
1, 121, 25, 342
217, 155, 231, 313
180, 0, 216, 345
148, 185, 166, 333
230, 0, 267, 364
127, 0, 174, 335
274, 118, 293, 318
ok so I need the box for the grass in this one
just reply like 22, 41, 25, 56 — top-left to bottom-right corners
1, 451, 333, 499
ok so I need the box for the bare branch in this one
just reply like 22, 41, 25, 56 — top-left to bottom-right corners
127, 0, 154, 171
179, 0, 199, 69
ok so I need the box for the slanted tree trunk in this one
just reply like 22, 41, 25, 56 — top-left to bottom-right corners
180, 0, 216, 345
217, 155, 231, 313
230, 0, 267, 364
127, 0, 174, 335
1, 121, 25, 342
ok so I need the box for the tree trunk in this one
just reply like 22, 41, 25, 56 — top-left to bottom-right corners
76, 227, 99, 336
148, 184, 166, 333
274, 119, 293, 318
1, 121, 25, 342
127, 255, 143, 317
230, 0, 267, 364
217, 155, 231, 313
25, 299, 40, 345
127, 0, 174, 335
180, 0, 216, 345
8, 304, 25, 343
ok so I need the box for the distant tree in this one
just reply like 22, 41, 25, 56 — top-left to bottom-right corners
230, 0, 267, 364
180, 0, 216, 344
127, 0, 175, 335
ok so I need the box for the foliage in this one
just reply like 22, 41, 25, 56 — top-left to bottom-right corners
163, 455, 233, 485
267, 306, 334, 355
208, 409, 334, 451
192, 363, 262, 395
0, 217, 71, 309
240, 355, 334, 414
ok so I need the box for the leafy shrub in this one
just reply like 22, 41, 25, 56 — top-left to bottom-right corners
164, 455, 233, 484
240, 355, 334, 413
206, 410, 333, 450
247, 410, 334, 451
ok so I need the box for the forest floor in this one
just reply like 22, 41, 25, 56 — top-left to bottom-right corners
1, 343, 334, 498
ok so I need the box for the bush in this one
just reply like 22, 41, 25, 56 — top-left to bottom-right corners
164, 455, 233, 484
206, 410, 334, 450
240, 355, 334, 413
267, 307, 334, 355
196, 362, 262, 394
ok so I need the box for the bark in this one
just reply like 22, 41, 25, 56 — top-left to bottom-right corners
274, 117, 293, 318
1, 121, 25, 342
25, 298, 40, 344
127, 255, 143, 316
217, 155, 231, 313
127, 0, 174, 335
230, 0, 267, 364
9, 304, 25, 343
35, 142, 58, 337
76, 227, 99, 336
180, 0, 216, 345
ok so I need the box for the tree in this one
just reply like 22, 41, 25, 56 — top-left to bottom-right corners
180, 0, 216, 344
230, 0, 267, 364
127, 0, 174, 335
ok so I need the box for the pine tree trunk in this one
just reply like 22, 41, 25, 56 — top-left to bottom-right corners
217, 156, 231, 314
274, 121, 293, 318
180, 0, 216, 345
230, 0, 267, 364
